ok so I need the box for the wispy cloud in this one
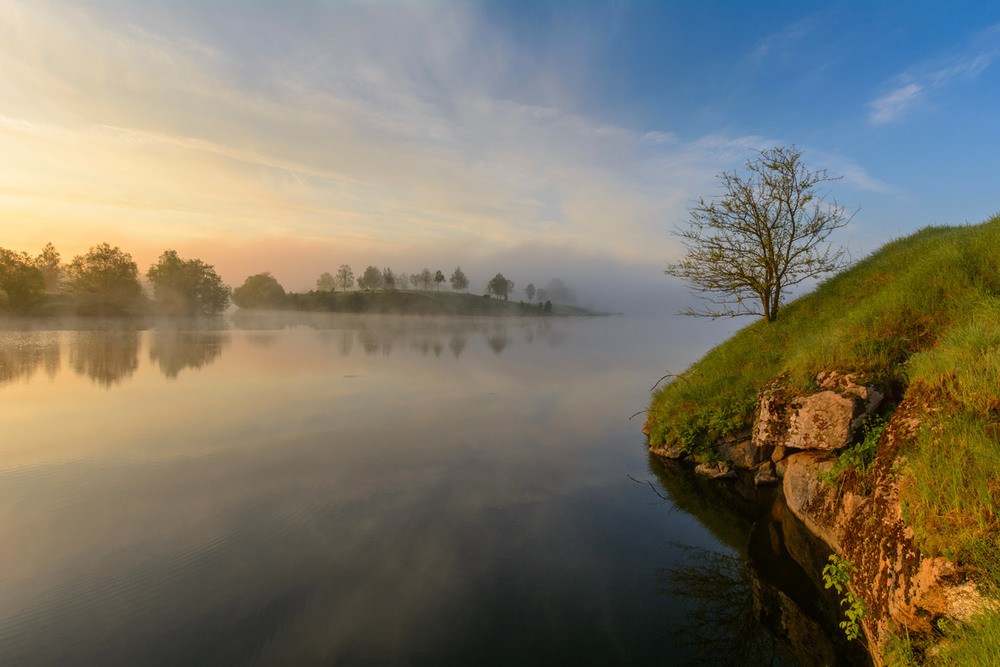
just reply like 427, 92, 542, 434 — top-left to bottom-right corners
868, 26, 1000, 125
0, 0, 878, 302
745, 16, 815, 69
868, 82, 926, 125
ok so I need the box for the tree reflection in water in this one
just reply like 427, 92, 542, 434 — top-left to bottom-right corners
0, 333, 60, 385
148, 329, 231, 379
647, 457, 870, 667
657, 544, 793, 667
69, 330, 140, 387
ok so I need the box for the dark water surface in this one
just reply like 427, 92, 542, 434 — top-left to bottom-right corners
0, 315, 858, 665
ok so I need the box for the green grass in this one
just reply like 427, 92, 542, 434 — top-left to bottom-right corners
648, 215, 1000, 661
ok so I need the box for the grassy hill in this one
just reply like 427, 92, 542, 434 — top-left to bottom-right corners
647, 215, 1000, 663
280, 288, 595, 316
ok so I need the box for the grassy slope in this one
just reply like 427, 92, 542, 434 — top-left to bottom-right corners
647, 215, 1000, 663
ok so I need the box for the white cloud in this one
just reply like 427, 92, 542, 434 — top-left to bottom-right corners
868, 26, 1000, 125
868, 82, 925, 126
0, 0, 883, 307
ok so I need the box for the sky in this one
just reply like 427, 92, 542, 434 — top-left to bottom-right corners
2, 0, 999, 313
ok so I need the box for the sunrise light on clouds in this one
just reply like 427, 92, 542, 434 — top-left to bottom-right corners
3, 1, 1000, 308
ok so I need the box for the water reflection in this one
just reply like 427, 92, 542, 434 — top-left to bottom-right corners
69, 330, 141, 387
228, 313, 567, 360
0, 333, 60, 385
648, 458, 873, 666
0, 315, 576, 391
657, 545, 792, 666
149, 330, 231, 379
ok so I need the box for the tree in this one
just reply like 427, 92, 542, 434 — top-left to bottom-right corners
434, 270, 445, 290
396, 272, 409, 290
357, 265, 383, 291
665, 145, 854, 323
542, 278, 575, 305
232, 272, 286, 309
525, 283, 535, 302
34, 242, 62, 292
449, 266, 469, 292
316, 272, 336, 292
66, 242, 145, 315
488, 273, 512, 300
418, 268, 433, 290
147, 250, 231, 315
336, 264, 354, 291
0, 248, 46, 313
382, 267, 396, 289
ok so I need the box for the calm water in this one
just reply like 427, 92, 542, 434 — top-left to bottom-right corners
0, 314, 858, 665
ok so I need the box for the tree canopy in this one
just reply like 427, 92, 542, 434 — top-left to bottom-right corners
232, 272, 286, 309
449, 266, 468, 292
357, 265, 383, 291
66, 243, 145, 315
488, 273, 513, 300
316, 272, 336, 292
0, 248, 46, 313
336, 264, 354, 291
34, 242, 62, 292
417, 268, 433, 290
147, 250, 231, 315
665, 145, 854, 323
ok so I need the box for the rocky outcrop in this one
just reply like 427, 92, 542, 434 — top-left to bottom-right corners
781, 398, 990, 655
753, 372, 884, 453
647, 370, 990, 661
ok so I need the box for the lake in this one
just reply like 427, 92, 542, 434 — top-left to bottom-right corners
0, 314, 860, 665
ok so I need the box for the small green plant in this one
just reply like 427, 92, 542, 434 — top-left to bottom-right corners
819, 413, 889, 491
822, 554, 867, 641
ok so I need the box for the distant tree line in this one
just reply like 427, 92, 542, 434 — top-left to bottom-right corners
0, 242, 230, 316
0, 242, 576, 316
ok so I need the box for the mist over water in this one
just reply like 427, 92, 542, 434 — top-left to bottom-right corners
0, 315, 848, 665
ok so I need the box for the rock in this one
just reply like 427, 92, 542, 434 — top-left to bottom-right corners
650, 443, 687, 459
752, 372, 884, 452
718, 435, 771, 468
782, 451, 862, 553
754, 461, 779, 486
771, 445, 788, 462
694, 461, 736, 480
641, 421, 650, 436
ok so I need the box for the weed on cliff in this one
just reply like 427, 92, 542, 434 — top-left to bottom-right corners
818, 414, 889, 493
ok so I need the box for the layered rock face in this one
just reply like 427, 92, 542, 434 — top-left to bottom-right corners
779, 399, 987, 655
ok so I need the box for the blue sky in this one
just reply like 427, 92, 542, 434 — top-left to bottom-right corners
1, 1, 999, 310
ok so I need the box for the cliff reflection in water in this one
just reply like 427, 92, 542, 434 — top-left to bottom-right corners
648, 458, 872, 667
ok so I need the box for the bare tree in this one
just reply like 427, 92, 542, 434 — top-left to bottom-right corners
665, 145, 855, 323
336, 264, 354, 291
